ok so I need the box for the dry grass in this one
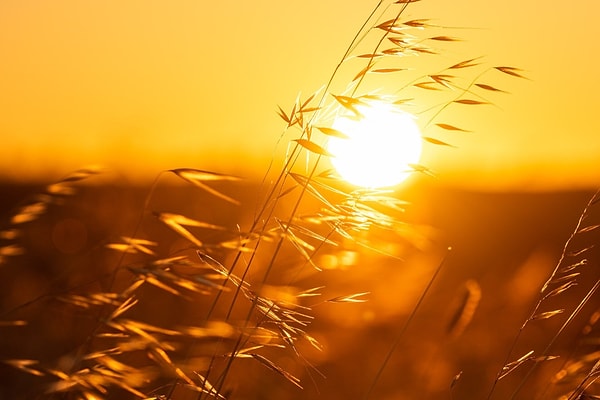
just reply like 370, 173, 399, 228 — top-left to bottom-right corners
1, 1, 599, 399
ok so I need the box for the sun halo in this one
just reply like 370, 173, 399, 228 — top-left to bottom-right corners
327, 103, 423, 189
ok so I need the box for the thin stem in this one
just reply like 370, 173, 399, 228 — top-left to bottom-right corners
363, 248, 451, 400
211, 155, 324, 396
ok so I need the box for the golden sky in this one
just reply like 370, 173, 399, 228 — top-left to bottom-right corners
1, 0, 599, 190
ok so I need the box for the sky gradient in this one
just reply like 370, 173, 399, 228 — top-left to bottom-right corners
1, 0, 599, 190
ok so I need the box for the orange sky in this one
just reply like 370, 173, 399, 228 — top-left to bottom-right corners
1, 0, 599, 190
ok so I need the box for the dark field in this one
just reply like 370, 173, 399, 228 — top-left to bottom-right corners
1, 179, 599, 399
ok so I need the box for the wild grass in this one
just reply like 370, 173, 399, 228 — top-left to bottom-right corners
1, 1, 598, 399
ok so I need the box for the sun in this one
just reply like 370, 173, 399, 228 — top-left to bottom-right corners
327, 102, 423, 188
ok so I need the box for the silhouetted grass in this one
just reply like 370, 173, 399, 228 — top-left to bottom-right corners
2, 2, 598, 400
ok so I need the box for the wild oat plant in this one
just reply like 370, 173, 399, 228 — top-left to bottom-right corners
1, 1, 597, 399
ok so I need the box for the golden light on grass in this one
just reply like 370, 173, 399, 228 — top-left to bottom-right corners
5, 1, 580, 399
327, 102, 422, 188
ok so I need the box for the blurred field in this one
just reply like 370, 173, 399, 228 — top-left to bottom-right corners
0, 179, 598, 399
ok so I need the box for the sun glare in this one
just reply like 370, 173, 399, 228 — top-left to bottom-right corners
327, 103, 422, 188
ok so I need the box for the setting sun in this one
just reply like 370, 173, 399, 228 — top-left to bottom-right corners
327, 102, 423, 188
